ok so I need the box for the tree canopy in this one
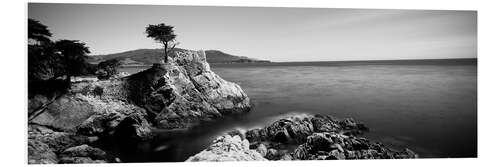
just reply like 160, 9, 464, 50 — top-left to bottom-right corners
54, 40, 91, 83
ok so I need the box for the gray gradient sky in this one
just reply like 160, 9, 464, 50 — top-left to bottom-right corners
28, 3, 476, 62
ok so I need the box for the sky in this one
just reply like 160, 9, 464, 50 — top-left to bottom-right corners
28, 3, 477, 62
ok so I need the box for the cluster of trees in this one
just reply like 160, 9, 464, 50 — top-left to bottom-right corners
28, 19, 126, 86
28, 19, 93, 85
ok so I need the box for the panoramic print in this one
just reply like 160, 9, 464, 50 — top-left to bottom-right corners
27, 3, 477, 164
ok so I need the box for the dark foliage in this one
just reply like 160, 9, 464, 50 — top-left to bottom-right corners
28, 44, 65, 81
145, 23, 178, 63
28, 79, 69, 99
28, 18, 52, 45
96, 59, 121, 80
53, 40, 91, 83
28, 18, 94, 97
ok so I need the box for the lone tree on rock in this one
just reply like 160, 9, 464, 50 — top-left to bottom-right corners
145, 23, 178, 63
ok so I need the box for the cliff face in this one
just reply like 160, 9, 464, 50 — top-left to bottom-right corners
28, 50, 251, 164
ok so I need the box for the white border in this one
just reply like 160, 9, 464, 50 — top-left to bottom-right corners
2, 0, 498, 167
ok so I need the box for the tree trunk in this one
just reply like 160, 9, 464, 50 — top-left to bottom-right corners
164, 45, 168, 63
66, 73, 71, 85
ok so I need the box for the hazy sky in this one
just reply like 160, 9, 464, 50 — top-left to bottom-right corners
28, 3, 476, 62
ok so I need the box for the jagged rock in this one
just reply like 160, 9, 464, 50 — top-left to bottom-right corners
60, 144, 107, 159
196, 114, 416, 162
27, 124, 115, 164
58, 144, 113, 163
186, 135, 267, 162
291, 144, 309, 160
327, 150, 346, 160
265, 148, 279, 160
29, 95, 96, 132
32, 132, 90, 152
291, 132, 417, 160
311, 115, 340, 132
245, 114, 366, 144
28, 140, 58, 164
59, 157, 107, 164
306, 133, 335, 152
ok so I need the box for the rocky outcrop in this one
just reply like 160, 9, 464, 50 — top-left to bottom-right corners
126, 50, 251, 128
186, 135, 267, 162
191, 114, 417, 161
63, 50, 251, 129
28, 124, 117, 164
28, 50, 252, 164
243, 114, 368, 145
291, 132, 417, 160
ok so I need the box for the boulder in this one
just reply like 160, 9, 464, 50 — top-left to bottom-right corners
265, 149, 279, 160
256, 143, 268, 157
185, 135, 267, 162
29, 95, 96, 132
58, 144, 115, 163
60, 144, 107, 159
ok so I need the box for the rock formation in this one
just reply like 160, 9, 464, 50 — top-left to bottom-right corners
189, 114, 417, 161
186, 135, 267, 162
28, 50, 251, 164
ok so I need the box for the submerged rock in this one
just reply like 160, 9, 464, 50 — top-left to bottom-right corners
186, 135, 267, 162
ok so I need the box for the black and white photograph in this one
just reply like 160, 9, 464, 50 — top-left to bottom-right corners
25, 2, 479, 164
2, 0, 497, 166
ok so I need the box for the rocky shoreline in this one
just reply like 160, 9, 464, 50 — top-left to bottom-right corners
28, 50, 417, 164
186, 114, 417, 161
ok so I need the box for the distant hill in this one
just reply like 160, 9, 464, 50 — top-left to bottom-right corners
88, 48, 270, 66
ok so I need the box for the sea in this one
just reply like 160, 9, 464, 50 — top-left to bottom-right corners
116, 59, 477, 162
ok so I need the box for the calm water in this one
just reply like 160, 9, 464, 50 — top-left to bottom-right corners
118, 60, 477, 161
